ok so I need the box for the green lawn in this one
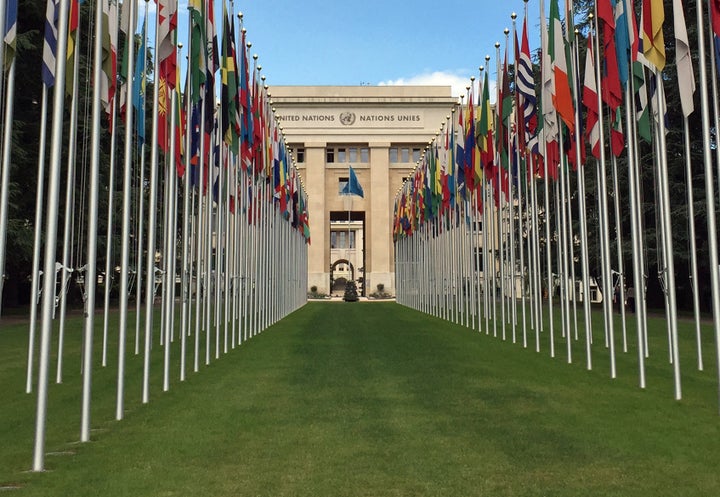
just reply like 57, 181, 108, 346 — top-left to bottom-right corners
1, 302, 719, 496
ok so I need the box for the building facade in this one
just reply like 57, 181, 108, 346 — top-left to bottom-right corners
270, 86, 457, 296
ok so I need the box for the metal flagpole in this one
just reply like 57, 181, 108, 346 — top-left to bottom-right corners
180, 39, 192, 381
701, 0, 720, 411
135, 143, 146, 355
55, 23, 81, 383
33, 0, 71, 472
27, 86, 49, 394
102, 97, 119, 367
142, 6, 163, 404
80, 0, 110, 442
610, 152, 628, 352
682, 116, 703, 371
117, 0, 138, 420
591, 8, 616, 377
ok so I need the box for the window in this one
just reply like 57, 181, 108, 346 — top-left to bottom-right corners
327, 145, 368, 164
338, 177, 348, 194
389, 148, 398, 163
295, 147, 305, 163
330, 230, 356, 249
390, 145, 423, 163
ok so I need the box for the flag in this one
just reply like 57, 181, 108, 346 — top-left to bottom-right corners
634, 61, 652, 142
517, 16, 537, 154
342, 166, 364, 198
614, 0, 632, 89
101, 0, 118, 116
599, 0, 623, 111
477, 71, 494, 183
549, 0, 575, 133
642, 0, 665, 70
189, 0, 207, 102
674, 0, 695, 117
221, 5, 240, 153
65, 0, 79, 95
118, 0, 138, 118
133, 17, 146, 146
455, 103, 466, 200
42, 0, 60, 88
583, 34, 601, 159
4, 0, 17, 71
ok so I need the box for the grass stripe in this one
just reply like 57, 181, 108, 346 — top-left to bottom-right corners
1, 302, 719, 496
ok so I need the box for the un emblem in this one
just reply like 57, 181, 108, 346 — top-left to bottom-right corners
339, 112, 356, 126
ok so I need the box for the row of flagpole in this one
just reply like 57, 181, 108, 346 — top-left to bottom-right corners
394, 0, 720, 409
0, 0, 312, 471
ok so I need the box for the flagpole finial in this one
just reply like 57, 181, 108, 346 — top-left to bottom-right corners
253, 54, 259, 61
238, 12, 243, 20
247, 42, 252, 49
511, 12, 517, 20
479, 66, 484, 72
495, 42, 500, 48
485, 55, 491, 62
503, 28, 509, 35
178, 43, 183, 49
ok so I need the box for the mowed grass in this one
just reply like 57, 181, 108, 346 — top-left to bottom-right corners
1, 302, 719, 496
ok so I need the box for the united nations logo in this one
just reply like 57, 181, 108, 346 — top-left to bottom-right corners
339, 112, 356, 126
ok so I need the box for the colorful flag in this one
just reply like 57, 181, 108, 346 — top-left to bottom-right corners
517, 16, 537, 155
133, 17, 146, 146
42, 0, 60, 88
583, 33, 600, 159
65, 0, 79, 95
549, 0, 575, 133
642, 0, 665, 70
614, 0, 632, 88
599, 0, 623, 111
674, 0, 695, 117
4, 0, 17, 71
101, 0, 118, 116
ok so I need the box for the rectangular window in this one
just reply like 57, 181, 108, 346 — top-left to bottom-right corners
296, 148, 305, 163
338, 177, 348, 194
412, 148, 421, 162
337, 148, 347, 163
331, 231, 337, 248
349, 231, 355, 249
389, 147, 398, 163
338, 231, 346, 249
360, 147, 369, 163
348, 147, 358, 163
326, 148, 335, 163
401, 147, 410, 163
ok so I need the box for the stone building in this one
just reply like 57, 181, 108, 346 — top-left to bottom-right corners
270, 85, 457, 296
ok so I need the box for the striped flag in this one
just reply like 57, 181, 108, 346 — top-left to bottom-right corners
42, 0, 60, 88
549, 0, 575, 133
517, 15, 538, 160
642, 0, 665, 70
583, 33, 600, 159
614, 0, 632, 89
101, 0, 118, 116
4, 0, 17, 71
673, 0, 694, 117
65, 0, 79, 95
133, 17, 146, 146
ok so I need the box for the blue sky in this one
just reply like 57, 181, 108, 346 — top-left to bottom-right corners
140, 0, 541, 97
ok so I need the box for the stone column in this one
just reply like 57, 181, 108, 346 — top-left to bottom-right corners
304, 143, 328, 293
369, 142, 392, 294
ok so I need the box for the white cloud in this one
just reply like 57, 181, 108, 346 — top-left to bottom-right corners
378, 71, 476, 99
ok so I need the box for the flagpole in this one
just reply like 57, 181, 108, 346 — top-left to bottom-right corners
591, 8, 616, 377
696, 0, 720, 412
117, 0, 138, 420
55, 21, 81, 384
102, 97, 119, 368
26, 86, 49, 394
142, 5, 163, 404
